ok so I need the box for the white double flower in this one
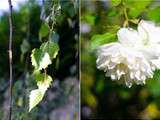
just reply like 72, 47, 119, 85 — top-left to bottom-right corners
96, 20, 160, 87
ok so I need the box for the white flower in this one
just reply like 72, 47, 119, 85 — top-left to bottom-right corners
96, 20, 160, 88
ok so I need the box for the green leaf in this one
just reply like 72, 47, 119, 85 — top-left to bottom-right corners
29, 89, 44, 112
126, 0, 151, 18
35, 73, 53, 91
29, 73, 53, 111
31, 49, 52, 70
20, 39, 30, 54
37, 74, 52, 91
153, 69, 160, 81
91, 32, 116, 50
107, 8, 118, 17
39, 23, 50, 41
147, 70, 160, 97
147, 7, 160, 23
111, 0, 121, 6
40, 41, 59, 59
83, 15, 96, 25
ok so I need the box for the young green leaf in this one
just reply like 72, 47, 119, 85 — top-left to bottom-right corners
40, 41, 59, 59
31, 49, 52, 70
111, 0, 121, 6
83, 15, 96, 26
29, 89, 44, 112
39, 23, 50, 41
91, 32, 116, 50
147, 7, 160, 23
126, 0, 151, 18
29, 73, 53, 111
37, 74, 52, 92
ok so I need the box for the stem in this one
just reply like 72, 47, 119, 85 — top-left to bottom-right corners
124, 7, 128, 22
8, 0, 13, 120
122, 0, 129, 27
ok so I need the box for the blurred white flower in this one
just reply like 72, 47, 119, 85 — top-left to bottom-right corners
96, 20, 160, 88
81, 23, 91, 33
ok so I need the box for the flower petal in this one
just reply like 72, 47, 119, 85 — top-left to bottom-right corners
138, 20, 160, 44
117, 28, 141, 47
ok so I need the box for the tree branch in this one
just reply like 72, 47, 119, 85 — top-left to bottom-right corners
8, 0, 13, 120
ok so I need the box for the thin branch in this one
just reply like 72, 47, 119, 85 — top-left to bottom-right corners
122, 0, 129, 27
8, 0, 13, 120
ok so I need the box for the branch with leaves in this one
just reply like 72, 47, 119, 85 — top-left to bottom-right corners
29, 0, 60, 111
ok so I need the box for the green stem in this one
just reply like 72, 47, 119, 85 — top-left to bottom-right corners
122, 0, 129, 27
124, 7, 128, 22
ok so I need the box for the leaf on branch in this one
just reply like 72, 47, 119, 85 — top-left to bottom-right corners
126, 0, 151, 18
29, 73, 53, 112
31, 49, 52, 70
40, 41, 59, 59
111, 0, 121, 7
83, 15, 96, 26
29, 89, 44, 112
91, 32, 116, 50
39, 22, 50, 41
147, 7, 160, 23
36, 73, 53, 92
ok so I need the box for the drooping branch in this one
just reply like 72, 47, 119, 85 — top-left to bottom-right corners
8, 0, 13, 120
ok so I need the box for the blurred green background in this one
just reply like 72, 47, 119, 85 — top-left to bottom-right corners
0, 0, 79, 120
81, 0, 160, 119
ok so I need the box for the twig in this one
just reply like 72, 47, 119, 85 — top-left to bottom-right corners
122, 0, 129, 27
8, 0, 13, 120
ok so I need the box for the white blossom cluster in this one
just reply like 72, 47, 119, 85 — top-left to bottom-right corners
96, 20, 160, 88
